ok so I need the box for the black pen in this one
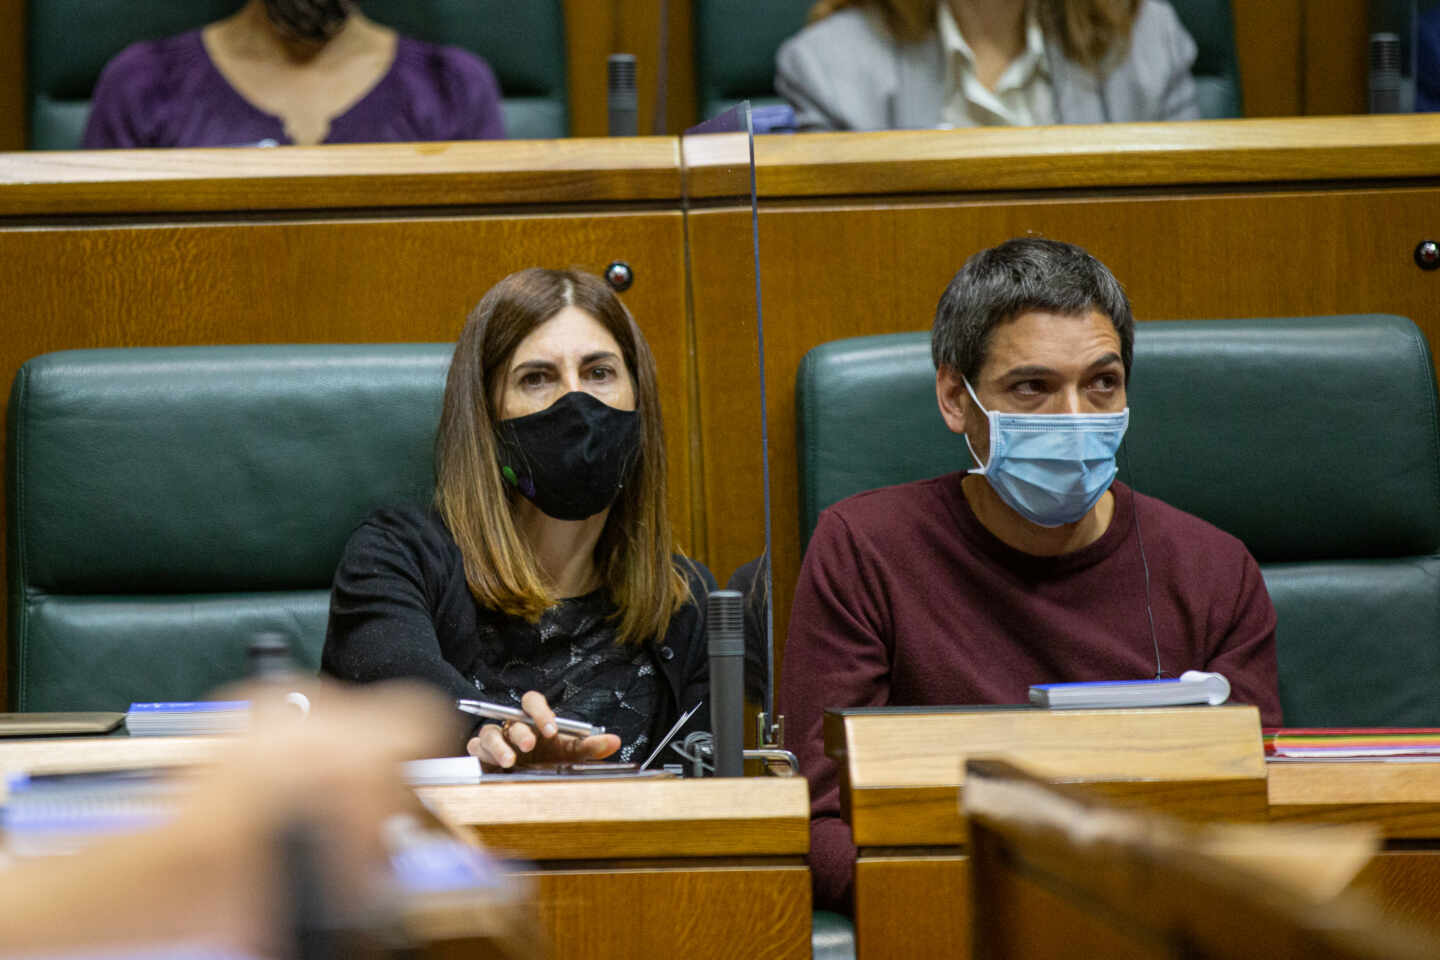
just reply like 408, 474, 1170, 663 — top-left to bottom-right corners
455, 699, 606, 739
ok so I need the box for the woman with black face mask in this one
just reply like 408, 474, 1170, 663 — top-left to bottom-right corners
323, 269, 714, 769
83, 0, 504, 148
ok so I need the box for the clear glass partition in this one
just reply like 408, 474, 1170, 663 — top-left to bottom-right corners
679, 104, 776, 745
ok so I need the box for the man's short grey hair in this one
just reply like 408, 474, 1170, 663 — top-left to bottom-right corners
931, 238, 1134, 383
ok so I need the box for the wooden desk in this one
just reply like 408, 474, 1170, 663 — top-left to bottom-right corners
419, 777, 812, 960
0, 736, 813, 959
1268, 761, 1440, 934
826, 705, 1267, 960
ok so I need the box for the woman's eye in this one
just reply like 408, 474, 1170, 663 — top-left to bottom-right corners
519, 371, 547, 389
587, 365, 615, 383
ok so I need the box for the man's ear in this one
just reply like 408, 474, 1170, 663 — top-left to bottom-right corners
936, 365, 969, 436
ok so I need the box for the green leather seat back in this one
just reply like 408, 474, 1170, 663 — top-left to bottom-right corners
796, 316, 1440, 726
694, 0, 813, 121
1166, 0, 1242, 118
25, 0, 567, 149
7, 344, 451, 710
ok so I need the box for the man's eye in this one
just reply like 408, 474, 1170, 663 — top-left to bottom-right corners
1091, 373, 1121, 391
1012, 380, 1044, 396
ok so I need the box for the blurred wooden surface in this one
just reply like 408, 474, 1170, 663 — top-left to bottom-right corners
0, 732, 811, 960
415, 777, 809, 859
966, 759, 1440, 960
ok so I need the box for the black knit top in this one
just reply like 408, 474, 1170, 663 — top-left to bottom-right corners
321, 505, 713, 757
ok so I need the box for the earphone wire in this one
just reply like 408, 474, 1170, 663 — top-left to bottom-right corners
1122, 437, 1166, 678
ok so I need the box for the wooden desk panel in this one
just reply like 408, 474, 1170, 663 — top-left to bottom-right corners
1268, 761, 1440, 838
0, 138, 680, 215
854, 855, 969, 960
521, 865, 810, 960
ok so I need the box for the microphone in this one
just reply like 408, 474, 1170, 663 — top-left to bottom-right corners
1369, 32, 1403, 114
707, 589, 745, 777
607, 54, 638, 136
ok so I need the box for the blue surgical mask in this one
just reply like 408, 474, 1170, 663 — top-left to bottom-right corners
963, 379, 1129, 528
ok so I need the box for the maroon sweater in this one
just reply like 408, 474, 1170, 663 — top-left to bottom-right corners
781, 474, 1281, 912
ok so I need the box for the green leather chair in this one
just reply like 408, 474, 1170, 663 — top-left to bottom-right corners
694, 0, 813, 122
796, 316, 1440, 727
1167, 0, 1242, 119
6, 344, 450, 710
25, 0, 567, 149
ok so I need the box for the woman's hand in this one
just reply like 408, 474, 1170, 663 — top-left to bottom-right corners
466, 690, 621, 769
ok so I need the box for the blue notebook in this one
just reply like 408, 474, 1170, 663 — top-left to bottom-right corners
1029, 671, 1231, 710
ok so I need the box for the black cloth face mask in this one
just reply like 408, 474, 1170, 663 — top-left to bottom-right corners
262, 0, 352, 43
496, 391, 641, 522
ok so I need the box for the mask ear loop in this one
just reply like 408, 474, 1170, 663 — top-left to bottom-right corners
1120, 436, 1166, 679
961, 377, 993, 473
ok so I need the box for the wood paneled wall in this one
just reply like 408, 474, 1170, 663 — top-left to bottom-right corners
0, 0, 23, 151
0, 0, 1387, 151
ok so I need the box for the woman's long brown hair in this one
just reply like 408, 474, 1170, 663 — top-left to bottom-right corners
807, 0, 1141, 68
433, 268, 690, 645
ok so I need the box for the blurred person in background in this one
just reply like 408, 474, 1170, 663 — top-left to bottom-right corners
0, 682, 456, 958
83, 0, 504, 148
776, 0, 1199, 131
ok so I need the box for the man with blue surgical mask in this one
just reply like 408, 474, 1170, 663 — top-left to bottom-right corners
782, 237, 1281, 915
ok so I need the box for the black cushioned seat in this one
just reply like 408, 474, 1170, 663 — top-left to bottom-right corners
7, 345, 451, 710
26, 0, 568, 148
796, 316, 1440, 727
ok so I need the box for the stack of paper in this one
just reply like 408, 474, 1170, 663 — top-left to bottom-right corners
125, 701, 249, 736
1264, 728, 1440, 759
1029, 671, 1231, 710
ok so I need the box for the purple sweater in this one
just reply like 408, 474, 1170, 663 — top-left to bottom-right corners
781, 473, 1281, 912
82, 30, 504, 148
